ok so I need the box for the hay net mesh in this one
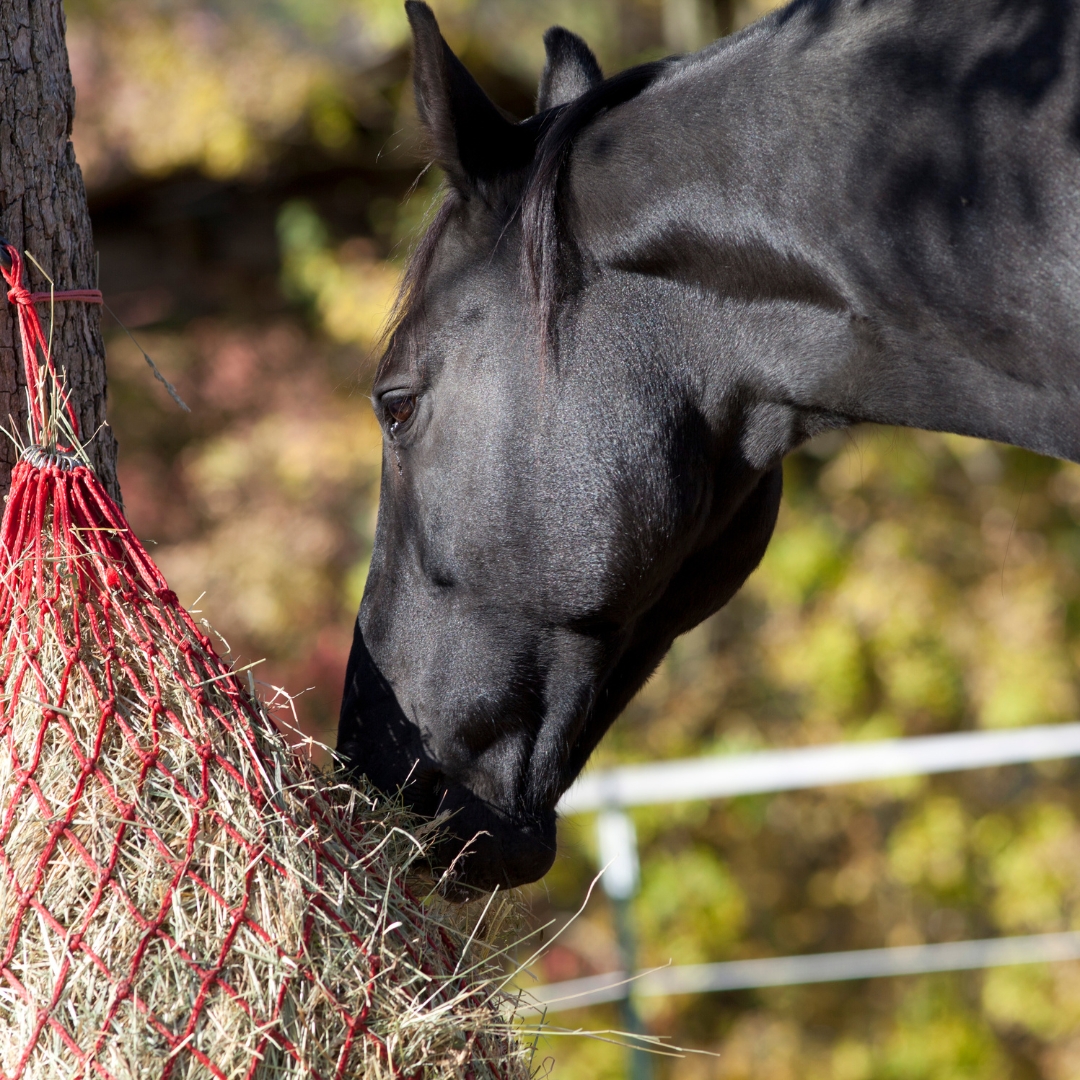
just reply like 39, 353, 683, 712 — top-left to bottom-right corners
0, 246, 529, 1079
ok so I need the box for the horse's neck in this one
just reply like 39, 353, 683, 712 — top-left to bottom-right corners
576, 0, 1080, 462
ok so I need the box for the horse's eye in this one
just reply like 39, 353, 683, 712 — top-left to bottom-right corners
385, 394, 416, 428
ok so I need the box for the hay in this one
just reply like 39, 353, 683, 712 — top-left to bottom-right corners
0, 476, 533, 1078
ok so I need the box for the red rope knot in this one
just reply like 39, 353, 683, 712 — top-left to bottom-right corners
5, 280, 32, 308
5, 277, 103, 309
1, 245, 103, 310
0, 240, 104, 446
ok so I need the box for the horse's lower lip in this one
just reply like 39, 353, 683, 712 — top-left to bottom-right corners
387, 772, 555, 895
429, 783, 556, 897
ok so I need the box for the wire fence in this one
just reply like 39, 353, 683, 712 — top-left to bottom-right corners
524, 931, 1080, 1014
557, 721, 1080, 813
530, 722, 1080, 1018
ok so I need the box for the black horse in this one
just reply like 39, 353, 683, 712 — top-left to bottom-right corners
338, 0, 1080, 894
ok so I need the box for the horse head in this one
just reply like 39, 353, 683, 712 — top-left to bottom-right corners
335, 3, 792, 896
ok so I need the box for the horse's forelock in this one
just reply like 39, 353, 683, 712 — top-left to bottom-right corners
521, 59, 674, 354
374, 191, 460, 383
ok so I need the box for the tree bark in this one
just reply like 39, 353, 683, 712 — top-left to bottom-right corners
0, 0, 117, 502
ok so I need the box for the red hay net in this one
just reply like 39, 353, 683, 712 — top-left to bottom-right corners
0, 247, 523, 1079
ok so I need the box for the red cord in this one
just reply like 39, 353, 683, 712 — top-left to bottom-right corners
0, 243, 102, 445
0, 244, 395, 1075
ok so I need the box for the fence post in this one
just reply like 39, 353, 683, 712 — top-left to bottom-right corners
597, 809, 652, 1080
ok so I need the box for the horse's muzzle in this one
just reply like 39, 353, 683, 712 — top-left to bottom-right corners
338, 621, 558, 897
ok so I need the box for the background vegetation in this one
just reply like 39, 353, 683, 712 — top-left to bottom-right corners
65, 0, 1080, 1075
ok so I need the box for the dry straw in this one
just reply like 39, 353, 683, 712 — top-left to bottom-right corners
0, 244, 535, 1079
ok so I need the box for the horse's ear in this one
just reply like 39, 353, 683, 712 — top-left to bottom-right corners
537, 28, 603, 111
406, 1, 532, 191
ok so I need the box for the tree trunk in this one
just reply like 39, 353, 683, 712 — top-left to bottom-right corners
0, 0, 117, 502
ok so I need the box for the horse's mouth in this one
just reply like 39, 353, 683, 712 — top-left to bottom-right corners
376, 758, 556, 897
343, 750, 556, 897
428, 781, 557, 898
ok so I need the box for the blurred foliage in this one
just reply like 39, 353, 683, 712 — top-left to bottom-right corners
66, 0, 777, 187
277, 198, 400, 346
102, 315, 383, 734
61, 0, 1080, 1075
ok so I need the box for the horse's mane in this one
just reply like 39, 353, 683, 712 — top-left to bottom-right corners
377, 58, 671, 379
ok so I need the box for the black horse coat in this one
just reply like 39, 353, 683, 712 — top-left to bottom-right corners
339, 0, 1080, 893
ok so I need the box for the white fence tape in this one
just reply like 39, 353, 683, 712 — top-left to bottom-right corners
558, 722, 1080, 815
522, 931, 1080, 1014
536, 724, 1080, 1013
